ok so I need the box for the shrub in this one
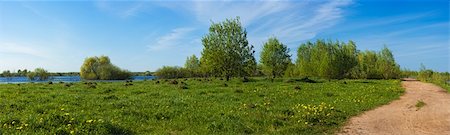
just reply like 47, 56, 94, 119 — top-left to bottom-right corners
154, 66, 189, 79
27, 68, 50, 81
80, 56, 131, 80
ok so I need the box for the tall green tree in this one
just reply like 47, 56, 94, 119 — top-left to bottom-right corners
377, 45, 400, 79
260, 37, 291, 79
200, 17, 256, 81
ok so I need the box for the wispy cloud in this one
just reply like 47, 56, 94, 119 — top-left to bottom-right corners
95, 1, 147, 18
157, 0, 352, 50
0, 42, 49, 58
260, 0, 352, 44
148, 27, 196, 51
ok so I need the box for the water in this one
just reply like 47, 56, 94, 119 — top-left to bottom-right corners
0, 76, 155, 84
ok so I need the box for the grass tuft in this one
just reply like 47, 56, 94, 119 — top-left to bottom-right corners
415, 100, 426, 110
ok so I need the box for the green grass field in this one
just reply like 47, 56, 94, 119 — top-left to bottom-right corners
0, 78, 403, 134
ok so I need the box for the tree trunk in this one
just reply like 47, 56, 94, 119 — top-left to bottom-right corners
271, 71, 275, 82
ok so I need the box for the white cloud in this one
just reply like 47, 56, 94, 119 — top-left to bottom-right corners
148, 27, 196, 51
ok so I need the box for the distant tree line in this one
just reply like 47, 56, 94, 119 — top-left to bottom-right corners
402, 64, 450, 91
154, 17, 401, 80
1, 68, 50, 81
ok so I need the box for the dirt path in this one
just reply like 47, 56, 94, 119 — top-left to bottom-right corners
339, 79, 450, 135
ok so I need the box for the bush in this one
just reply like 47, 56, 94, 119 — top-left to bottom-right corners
80, 56, 131, 80
417, 65, 450, 92
154, 66, 189, 79
27, 68, 49, 81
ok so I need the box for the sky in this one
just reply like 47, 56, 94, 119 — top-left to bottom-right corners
0, 0, 448, 72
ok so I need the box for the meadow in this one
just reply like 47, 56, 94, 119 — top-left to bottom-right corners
0, 78, 403, 134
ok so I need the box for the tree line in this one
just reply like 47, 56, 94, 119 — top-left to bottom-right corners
155, 17, 401, 80
0, 68, 50, 81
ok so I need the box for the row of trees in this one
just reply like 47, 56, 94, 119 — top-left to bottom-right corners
294, 40, 400, 79
1, 69, 31, 77
154, 17, 401, 80
80, 56, 132, 80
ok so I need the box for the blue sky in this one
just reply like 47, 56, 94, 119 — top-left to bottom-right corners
0, 0, 448, 72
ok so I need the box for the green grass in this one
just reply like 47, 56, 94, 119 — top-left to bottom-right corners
436, 82, 450, 93
0, 78, 403, 134
415, 100, 426, 111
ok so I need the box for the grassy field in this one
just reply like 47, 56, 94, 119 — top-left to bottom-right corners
0, 78, 403, 134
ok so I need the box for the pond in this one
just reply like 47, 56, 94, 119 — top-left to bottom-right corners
0, 76, 156, 84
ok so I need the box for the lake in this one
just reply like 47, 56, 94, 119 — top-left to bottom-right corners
0, 76, 156, 84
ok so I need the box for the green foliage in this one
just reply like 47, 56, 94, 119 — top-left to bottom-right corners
377, 46, 401, 79
26, 68, 49, 81
400, 68, 418, 78
415, 100, 426, 110
295, 40, 400, 79
417, 64, 450, 92
284, 62, 300, 77
184, 55, 201, 77
260, 37, 291, 79
30, 68, 49, 81
200, 17, 256, 81
154, 66, 188, 79
351, 46, 400, 79
0, 78, 403, 134
296, 40, 358, 79
80, 56, 131, 80
1, 70, 12, 77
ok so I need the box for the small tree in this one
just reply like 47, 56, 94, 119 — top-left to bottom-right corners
184, 55, 200, 77
34, 68, 49, 81
260, 37, 291, 80
26, 68, 49, 81
377, 45, 400, 79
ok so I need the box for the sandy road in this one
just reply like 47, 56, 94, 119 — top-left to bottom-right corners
339, 79, 450, 135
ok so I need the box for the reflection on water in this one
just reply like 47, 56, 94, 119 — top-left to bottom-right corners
0, 76, 155, 84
